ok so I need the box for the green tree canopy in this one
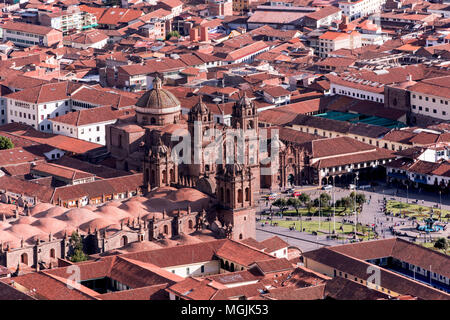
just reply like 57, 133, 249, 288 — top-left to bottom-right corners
298, 193, 310, 206
0, 136, 14, 150
320, 193, 331, 208
272, 198, 289, 215
355, 193, 366, 206
288, 197, 302, 216
69, 232, 88, 263
340, 197, 353, 210
165, 30, 180, 40
434, 238, 448, 251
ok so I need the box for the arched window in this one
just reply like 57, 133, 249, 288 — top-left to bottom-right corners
121, 236, 128, 247
162, 170, 167, 184
230, 263, 235, 272
151, 117, 156, 124
239, 233, 243, 240
164, 225, 169, 234
151, 170, 156, 185
188, 220, 193, 229
21, 253, 28, 265
245, 188, 250, 202
145, 168, 150, 184
225, 261, 229, 271
50, 248, 55, 259
226, 189, 231, 204
220, 187, 224, 202
237, 189, 243, 204
170, 169, 175, 182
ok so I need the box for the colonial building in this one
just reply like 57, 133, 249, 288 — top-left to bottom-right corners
106, 77, 260, 241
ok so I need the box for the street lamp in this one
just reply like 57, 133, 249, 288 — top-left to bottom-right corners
439, 191, 442, 222
333, 178, 336, 234
270, 204, 273, 226
319, 192, 321, 230
406, 185, 409, 204
354, 172, 359, 239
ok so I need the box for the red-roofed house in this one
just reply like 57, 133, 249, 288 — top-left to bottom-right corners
156, 0, 183, 18
2, 22, 63, 47
318, 31, 362, 58
50, 106, 134, 145
263, 86, 292, 106
5, 82, 80, 133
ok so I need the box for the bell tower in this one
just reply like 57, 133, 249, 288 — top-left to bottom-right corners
185, 96, 216, 184
231, 92, 259, 132
215, 163, 256, 241
230, 92, 260, 191
143, 136, 178, 192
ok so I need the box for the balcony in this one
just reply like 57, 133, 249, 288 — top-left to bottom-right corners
413, 177, 427, 184
388, 172, 407, 180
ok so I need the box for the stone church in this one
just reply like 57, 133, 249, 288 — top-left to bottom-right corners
106, 77, 262, 240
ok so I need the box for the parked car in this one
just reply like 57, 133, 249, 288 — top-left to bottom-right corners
293, 190, 303, 197
268, 193, 278, 200
348, 184, 356, 190
322, 185, 332, 190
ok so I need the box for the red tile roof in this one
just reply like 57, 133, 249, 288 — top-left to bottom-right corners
51, 106, 134, 127
5, 81, 80, 104
252, 258, 293, 274
0, 123, 102, 154
259, 236, 290, 253
97, 8, 143, 25
1, 21, 60, 36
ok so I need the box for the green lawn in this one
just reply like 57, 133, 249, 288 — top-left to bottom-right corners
264, 206, 355, 218
259, 219, 375, 240
386, 201, 450, 222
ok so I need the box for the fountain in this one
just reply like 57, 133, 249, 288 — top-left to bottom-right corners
417, 218, 445, 233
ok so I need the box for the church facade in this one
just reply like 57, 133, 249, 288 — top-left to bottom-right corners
106, 77, 263, 241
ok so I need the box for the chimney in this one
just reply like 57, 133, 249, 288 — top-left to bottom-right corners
189, 27, 199, 42
200, 26, 209, 42
406, 74, 412, 81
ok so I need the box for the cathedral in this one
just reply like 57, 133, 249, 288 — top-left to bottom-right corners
106, 77, 263, 240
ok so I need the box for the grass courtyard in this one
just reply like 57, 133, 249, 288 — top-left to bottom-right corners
258, 219, 375, 241
386, 201, 450, 223
263, 206, 355, 218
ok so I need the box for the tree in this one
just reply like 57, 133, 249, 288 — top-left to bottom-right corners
0, 136, 14, 150
272, 198, 289, 216
288, 197, 303, 232
305, 200, 313, 216
165, 30, 180, 40
434, 238, 448, 252
298, 193, 310, 207
320, 193, 331, 209
340, 197, 353, 212
288, 197, 302, 218
355, 193, 366, 206
69, 232, 88, 263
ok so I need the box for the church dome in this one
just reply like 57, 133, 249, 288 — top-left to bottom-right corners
135, 77, 180, 114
